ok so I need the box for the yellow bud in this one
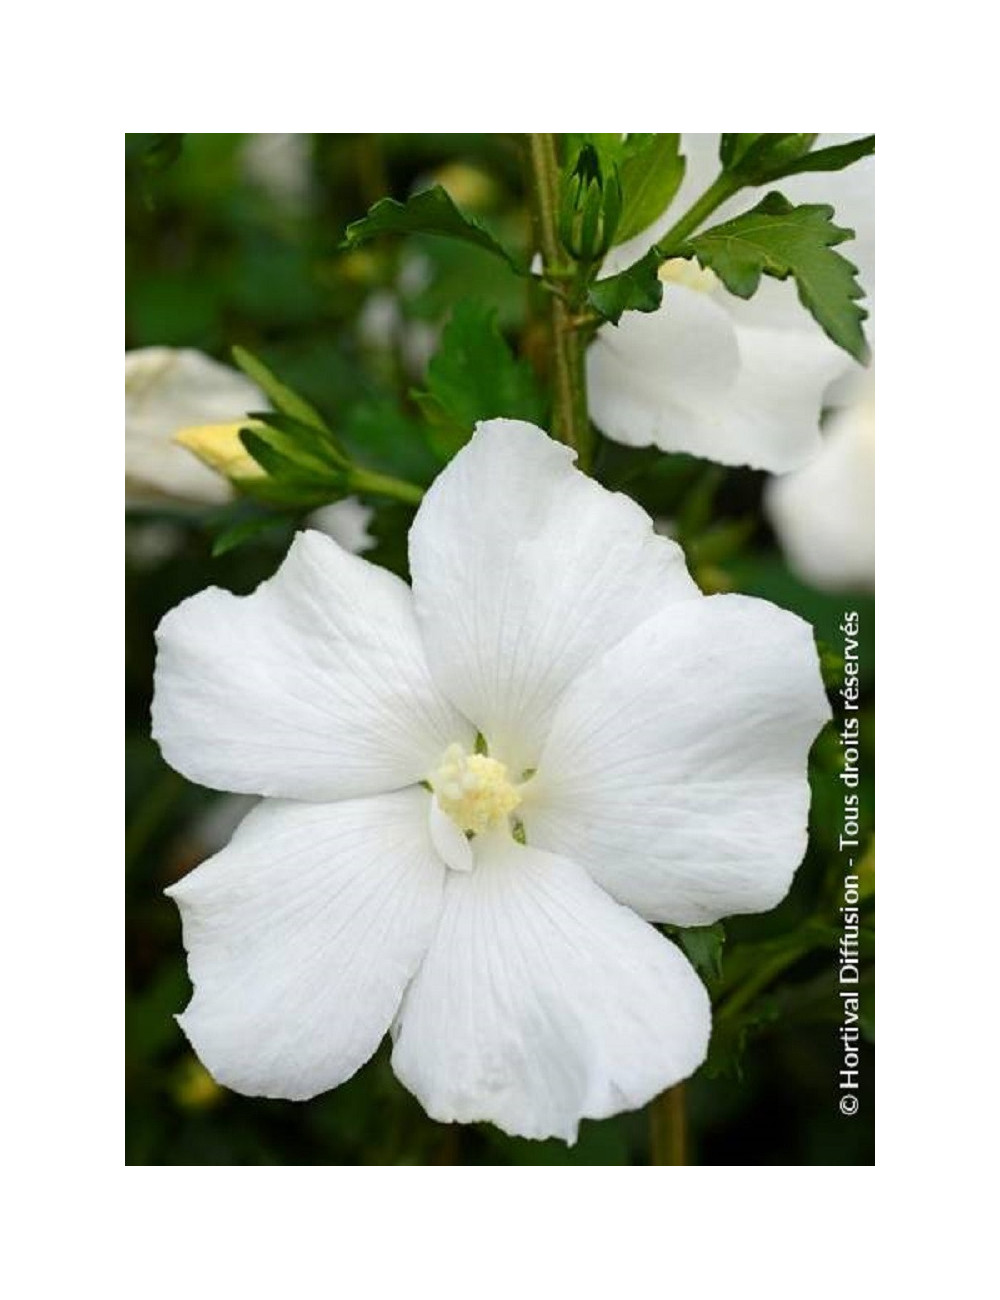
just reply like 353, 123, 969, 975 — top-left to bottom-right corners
175, 422, 266, 483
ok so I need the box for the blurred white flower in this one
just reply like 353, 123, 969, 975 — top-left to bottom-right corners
241, 133, 314, 213
765, 371, 875, 590
125, 348, 265, 506
125, 345, 373, 554
588, 134, 874, 472
154, 420, 829, 1141
309, 497, 375, 555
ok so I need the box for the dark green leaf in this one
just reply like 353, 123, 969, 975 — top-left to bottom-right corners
721, 134, 817, 183
231, 345, 329, 432
341, 400, 442, 485
125, 134, 184, 173
242, 416, 344, 478
772, 135, 874, 180
615, 134, 685, 244
237, 429, 347, 509
587, 247, 663, 324
678, 923, 726, 983
719, 134, 764, 169
211, 515, 292, 557
252, 409, 347, 470
342, 186, 526, 274
685, 192, 869, 361
414, 301, 546, 456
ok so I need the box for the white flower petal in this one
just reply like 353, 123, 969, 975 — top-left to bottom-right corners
391, 832, 710, 1142
125, 347, 265, 507
765, 372, 875, 590
523, 594, 831, 926
168, 788, 445, 1100
408, 419, 698, 772
427, 797, 474, 873
153, 530, 473, 800
588, 292, 846, 473
588, 284, 740, 447
593, 135, 874, 470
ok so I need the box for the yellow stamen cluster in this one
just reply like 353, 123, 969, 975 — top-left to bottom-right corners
430, 743, 522, 835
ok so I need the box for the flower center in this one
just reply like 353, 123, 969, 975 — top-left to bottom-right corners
429, 743, 522, 835
659, 257, 718, 294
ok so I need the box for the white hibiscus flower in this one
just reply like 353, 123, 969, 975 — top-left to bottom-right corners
588, 134, 874, 472
125, 346, 373, 553
765, 370, 875, 590
153, 419, 830, 1142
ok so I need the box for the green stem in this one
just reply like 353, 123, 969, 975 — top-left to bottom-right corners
525, 133, 592, 470
716, 947, 806, 1025
649, 1083, 687, 1165
653, 173, 741, 257
349, 467, 424, 505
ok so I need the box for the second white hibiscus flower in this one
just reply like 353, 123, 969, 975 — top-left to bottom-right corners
154, 419, 830, 1142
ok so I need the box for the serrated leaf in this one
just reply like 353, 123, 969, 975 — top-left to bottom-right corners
614, 134, 685, 245
678, 923, 726, 983
587, 247, 663, 324
414, 302, 546, 456
686, 192, 869, 362
231, 345, 328, 432
342, 186, 526, 274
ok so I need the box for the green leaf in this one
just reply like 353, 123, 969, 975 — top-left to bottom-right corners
587, 247, 663, 324
772, 135, 874, 180
237, 429, 347, 510
719, 134, 764, 169
125, 133, 184, 173
685, 192, 869, 362
243, 415, 345, 478
231, 345, 329, 432
678, 923, 726, 984
342, 186, 526, 274
252, 409, 348, 470
211, 515, 292, 557
414, 302, 547, 456
340, 400, 443, 485
721, 134, 817, 183
614, 134, 685, 244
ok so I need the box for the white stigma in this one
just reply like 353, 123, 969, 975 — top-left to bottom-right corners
659, 257, 718, 294
429, 743, 522, 836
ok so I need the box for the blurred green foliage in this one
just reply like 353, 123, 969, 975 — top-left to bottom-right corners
126, 134, 873, 1165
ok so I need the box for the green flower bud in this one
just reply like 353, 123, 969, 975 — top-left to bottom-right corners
557, 144, 623, 264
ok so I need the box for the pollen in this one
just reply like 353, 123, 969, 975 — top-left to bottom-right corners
430, 743, 522, 836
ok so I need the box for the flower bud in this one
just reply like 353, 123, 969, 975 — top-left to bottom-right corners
557, 144, 622, 264
175, 421, 266, 485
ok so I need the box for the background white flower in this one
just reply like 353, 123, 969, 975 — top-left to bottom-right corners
154, 419, 830, 1142
765, 369, 875, 590
126, 347, 265, 506
125, 345, 374, 553
588, 134, 874, 472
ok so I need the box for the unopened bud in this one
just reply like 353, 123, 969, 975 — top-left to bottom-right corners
175, 422, 266, 484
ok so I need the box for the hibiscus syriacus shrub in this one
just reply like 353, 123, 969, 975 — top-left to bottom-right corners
126, 134, 874, 1165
